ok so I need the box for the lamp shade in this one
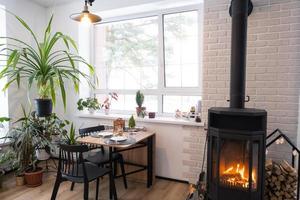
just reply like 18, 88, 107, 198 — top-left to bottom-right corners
70, 2, 102, 24
70, 11, 102, 23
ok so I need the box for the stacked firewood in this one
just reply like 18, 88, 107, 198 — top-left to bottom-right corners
265, 159, 298, 200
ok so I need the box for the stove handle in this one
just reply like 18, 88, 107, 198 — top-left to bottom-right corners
226, 95, 250, 103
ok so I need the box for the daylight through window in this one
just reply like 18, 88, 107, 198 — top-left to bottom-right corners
94, 8, 202, 114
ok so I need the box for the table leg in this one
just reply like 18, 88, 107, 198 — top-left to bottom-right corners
147, 136, 153, 188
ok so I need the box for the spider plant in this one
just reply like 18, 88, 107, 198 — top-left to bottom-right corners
0, 12, 94, 112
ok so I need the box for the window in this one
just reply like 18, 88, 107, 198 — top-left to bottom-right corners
93, 7, 202, 114
0, 5, 8, 139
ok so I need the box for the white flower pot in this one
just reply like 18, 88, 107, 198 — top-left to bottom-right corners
36, 149, 50, 161
88, 108, 95, 114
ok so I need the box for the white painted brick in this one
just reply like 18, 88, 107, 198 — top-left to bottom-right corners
183, 0, 300, 183
270, 11, 291, 18
291, 23, 300, 30
280, 31, 300, 38
291, 9, 300, 16
258, 33, 279, 40
269, 24, 290, 32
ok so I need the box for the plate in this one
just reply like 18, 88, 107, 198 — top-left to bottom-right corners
98, 131, 113, 137
110, 136, 127, 142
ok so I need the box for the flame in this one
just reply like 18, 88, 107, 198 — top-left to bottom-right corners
221, 163, 256, 189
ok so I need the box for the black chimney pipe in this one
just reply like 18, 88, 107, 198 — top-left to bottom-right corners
229, 0, 253, 109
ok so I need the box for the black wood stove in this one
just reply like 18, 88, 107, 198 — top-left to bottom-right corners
207, 1, 267, 200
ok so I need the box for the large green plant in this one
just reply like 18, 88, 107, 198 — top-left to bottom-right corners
0, 12, 94, 109
4, 108, 53, 174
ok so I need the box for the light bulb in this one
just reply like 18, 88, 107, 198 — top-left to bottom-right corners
81, 14, 91, 24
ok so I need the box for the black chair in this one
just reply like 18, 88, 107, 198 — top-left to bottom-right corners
78, 125, 127, 189
51, 144, 117, 200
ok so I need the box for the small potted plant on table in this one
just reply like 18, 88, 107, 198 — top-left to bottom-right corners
136, 90, 146, 118
128, 115, 136, 131
77, 97, 101, 114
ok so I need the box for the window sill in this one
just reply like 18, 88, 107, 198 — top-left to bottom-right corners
77, 113, 204, 127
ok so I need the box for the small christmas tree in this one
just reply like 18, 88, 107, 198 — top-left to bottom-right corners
128, 115, 136, 129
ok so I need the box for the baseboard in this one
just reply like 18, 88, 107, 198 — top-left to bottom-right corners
155, 176, 189, 184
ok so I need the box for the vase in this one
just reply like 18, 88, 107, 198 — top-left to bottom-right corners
136, 107, 146, 118
105, 108, 110, 115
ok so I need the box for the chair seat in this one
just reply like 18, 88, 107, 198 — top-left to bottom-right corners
62, 162, 111, 183
83, 150, 122, 164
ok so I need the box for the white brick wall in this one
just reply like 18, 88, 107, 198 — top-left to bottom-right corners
183, 0, 300, 183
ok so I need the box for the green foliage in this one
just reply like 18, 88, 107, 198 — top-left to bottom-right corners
128, 115, 136, 129
0, 148, 19, 176
77, 97, 101, 111
3, 107, 54, 174
62, 123, 77, 145
136, 90, 144, 107
0, 13, 95, 110
2, 106, 70, 174
0, 117, 10, 123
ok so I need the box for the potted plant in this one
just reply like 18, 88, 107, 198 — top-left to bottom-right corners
136, 90, 146, 118
77, 97, 101, 114
61, 123, 77, 145
0, 150, 24, 187
102, 92, 118, 115
128, 115, 136, 130
4, 108, 52, 187
33, 112, 69, 160
0, 13, 94, 117
0, 150, 17, 188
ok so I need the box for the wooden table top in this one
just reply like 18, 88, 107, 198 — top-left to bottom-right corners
77, 131, 155, 148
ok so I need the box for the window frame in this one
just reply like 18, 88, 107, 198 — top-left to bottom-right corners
90, 4, 203, 115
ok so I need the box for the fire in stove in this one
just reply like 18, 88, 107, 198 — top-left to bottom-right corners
220, 163, 256, 189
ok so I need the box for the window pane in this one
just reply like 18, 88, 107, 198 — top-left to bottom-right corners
164, 11, 199, 87
163, 95, 201, 113
96, 94, 158, 112
94, 17, 159, 90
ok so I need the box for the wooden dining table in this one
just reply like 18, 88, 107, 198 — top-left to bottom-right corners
77, 130, 155, 197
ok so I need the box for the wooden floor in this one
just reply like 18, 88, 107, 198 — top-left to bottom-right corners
0, 170, 188, 200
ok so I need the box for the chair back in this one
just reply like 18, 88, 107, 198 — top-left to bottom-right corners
79, 125, 105, 137
58, 144, 89, 178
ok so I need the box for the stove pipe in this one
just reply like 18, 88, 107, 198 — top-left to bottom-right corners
229, 0, 253, 109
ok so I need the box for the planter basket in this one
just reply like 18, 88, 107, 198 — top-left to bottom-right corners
16, 175, 25, 186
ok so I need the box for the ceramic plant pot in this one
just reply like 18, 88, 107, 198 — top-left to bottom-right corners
24, 167, 43, 187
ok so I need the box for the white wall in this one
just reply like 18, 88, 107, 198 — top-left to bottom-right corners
0, 0, 47, 120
